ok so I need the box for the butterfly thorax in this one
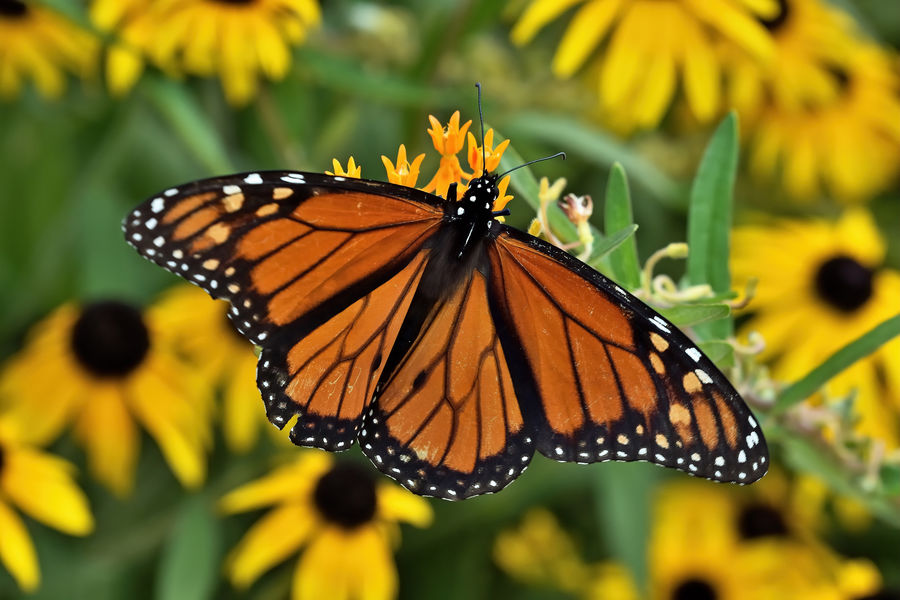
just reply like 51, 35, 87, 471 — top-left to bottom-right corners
444, 173, 502, 261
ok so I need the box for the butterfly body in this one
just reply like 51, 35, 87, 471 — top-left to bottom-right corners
124, 169, 768, 500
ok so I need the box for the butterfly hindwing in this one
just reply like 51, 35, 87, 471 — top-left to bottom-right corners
257, 252, 429, 450
358, 268, 534, 500
487, 228, 767, 483
123, 172, 444, 346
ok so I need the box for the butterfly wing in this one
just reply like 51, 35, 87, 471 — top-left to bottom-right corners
487, 228, 767, 484
357, 268, 533, 500
124, 171, 445, 448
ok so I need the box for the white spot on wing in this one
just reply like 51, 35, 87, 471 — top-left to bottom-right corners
243, 173, 263, 185
686, 347, 702, 362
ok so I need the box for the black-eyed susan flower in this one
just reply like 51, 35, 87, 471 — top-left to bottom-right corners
220, 452, 432, 600
732, 210, 900, 446
91, 0, 321, 105
511, 0, 776, 132
151, 285, 275, 453
0, 300, 210, 495
0, 0, 97, 99
723, 0, 900, 201
651, 479, 882, 599
0, 415, 93, 592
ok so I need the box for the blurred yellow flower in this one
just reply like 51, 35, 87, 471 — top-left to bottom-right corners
722, 0, 900, 201
0, 300, 210, 495
732, 209, 900, 446
326, 156, 362, 178
651, 480, 882, 599
493, 508, 591, 594
91, 0, 321, 105
151, 285, 273, 453
0, 415, 93, 592
511, 0, 776, 131
0, 0, 97, 99
220, 452, 432, 600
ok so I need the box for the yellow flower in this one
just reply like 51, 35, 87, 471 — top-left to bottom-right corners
511, 0, 776, 131
151, 285, 276, 453
0, 415, 93, 592
422, 111, 472, 197
327, 156, 362, 179
0, 300, 210, 495
732, 209, 900, 446
91, 0, 321, 105
381, 144, 425, 187
466, 128, 510, 177
220, 452, 432, 600
493, 508, 591, 594
651, 479, 882, 599
0, 0, 97, 99
745, 42, 900, 201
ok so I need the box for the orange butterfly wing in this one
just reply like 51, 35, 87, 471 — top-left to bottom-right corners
358, 270, 531, 499
487, 228, 767, 484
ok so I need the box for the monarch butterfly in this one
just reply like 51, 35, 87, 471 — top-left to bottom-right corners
123, 107, 767, 501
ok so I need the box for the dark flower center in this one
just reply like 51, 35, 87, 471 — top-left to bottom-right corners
738, 503, 789, 539
758, 0, 790, 31
0, 444, 6, 476
313, 462, 378, 529
814, 256, 874, 313
673, 578, 718, 600
70, 301, 150, 377
0, 0, 27, 18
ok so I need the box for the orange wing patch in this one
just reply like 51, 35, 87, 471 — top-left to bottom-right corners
358, 271, 533, 500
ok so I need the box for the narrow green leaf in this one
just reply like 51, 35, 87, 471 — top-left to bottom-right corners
687, 113, 739, 341
658, 303, 731, 329
774, 314, 900, 413
155, 496, 223, 600
500, 112, 685, 206
144, 77, 234, 174
603, 163, 641, 289
589, 224, 638, 269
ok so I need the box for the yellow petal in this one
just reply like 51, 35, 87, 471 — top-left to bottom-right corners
511, 0, 585, 45
227, 502, 316, 588
552, 0, 621, 77
251, 15, 291, 80
1, 448, 93, 535
632, 46, 677, 129
680, 15, 720, 122
0, 500, 39, 592
376, 484, 433, 528
219, 453, 332, 514
73, 384, 139, 496
599, 6, 646, 109
223, 352, 263, 453
106, 44, 145, 96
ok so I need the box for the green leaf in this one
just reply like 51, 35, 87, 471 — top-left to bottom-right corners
774, 314, 900, 413
144, 77, 234, 174
603, 163, 641, 289
500, 112, 684, 206
658, 303, 731, 329
697, 340, 735, 367
880, 464, 900, 497
589, 224, 638, 270
155, 496, 223, 600
686, 113, 739, 341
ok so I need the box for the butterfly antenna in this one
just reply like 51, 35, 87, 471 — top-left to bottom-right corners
498, 152, 567, 178
475, 83, 487, 175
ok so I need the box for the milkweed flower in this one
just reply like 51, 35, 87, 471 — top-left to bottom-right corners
220, 452, 432, 600
0, 300, 210, 495
511, 0, 776, 131
0, 0, 97, 99
0, 415, 93, 592
381, 144, 425, 187
90, 0, 321, 105
326, 157, 362, 179
422, 111, 472, 197
151, 285, 273, 453
731, 210, 900, 446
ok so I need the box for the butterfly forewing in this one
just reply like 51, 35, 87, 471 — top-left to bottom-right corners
487, 228, 767, 483
123, 172, 444, 345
